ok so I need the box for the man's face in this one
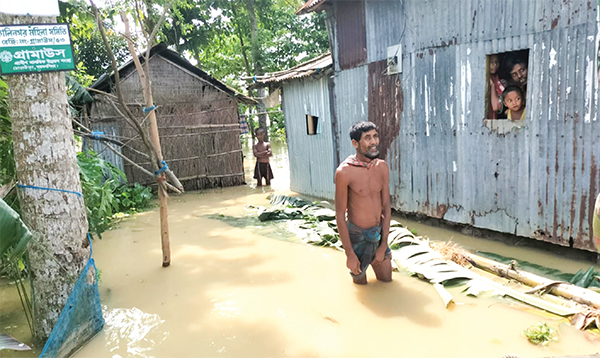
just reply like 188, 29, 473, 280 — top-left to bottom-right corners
510, 63, 528, 85
353, 129, 379, 159
256, 131, 265, 141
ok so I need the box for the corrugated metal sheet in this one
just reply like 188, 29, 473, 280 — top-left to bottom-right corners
365, 0, 597, 62
335, 1, 367, 70
368, 59, 403, 161
334, 65, 369, 161
329, 0, 600, 251
88, 121, 125, 174
282, 76, 336, 199
254, 53, 332, 86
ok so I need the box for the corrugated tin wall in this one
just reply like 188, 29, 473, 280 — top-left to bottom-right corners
282, 75, 336, 199
335, 1, 367, 70
330, 0, 600, 250
87, 120, 125, 174
334, 65, 369, 161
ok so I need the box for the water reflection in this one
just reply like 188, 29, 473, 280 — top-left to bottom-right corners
102, 307, 168, 358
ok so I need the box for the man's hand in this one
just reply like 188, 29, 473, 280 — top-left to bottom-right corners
372, 246, 387, 264
346, 254, 361, 275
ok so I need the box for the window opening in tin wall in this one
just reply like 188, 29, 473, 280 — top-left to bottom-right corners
485, 49, 529, 121
306, 115, 319, 135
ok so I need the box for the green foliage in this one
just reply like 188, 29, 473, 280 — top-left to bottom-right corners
523, 322, 557, 346
268, 105, 286, 142
158, 0, 217, 60
78, 150, 154, 238
0, 199, 34, 333
157, 0, 329, 92
0, 77, 14, 186
114, 182, 153, 211
0, 198, 33, 260
59, 0, 130, 80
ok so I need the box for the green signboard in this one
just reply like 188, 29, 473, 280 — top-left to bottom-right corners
0, 24, 75, 75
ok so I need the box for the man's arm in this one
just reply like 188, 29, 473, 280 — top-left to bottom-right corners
335, 167, 361, 275
374, 161, 391, 262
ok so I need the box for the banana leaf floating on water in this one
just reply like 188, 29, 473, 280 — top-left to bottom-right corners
255, 195, 600, 328
257, 194, 336, 223
387, 223, 578, 316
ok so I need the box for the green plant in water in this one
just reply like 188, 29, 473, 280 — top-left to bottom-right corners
114, 182, 153, 213
78, 150, 154, 238
95, 268, 102, 285
523, 322, 557, 345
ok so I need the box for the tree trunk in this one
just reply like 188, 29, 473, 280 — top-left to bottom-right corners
1, 14, 90, 343
244, 0, 268, 141
466, 252, 600, 310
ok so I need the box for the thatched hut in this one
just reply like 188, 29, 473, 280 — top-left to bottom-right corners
87, 43, 256, 191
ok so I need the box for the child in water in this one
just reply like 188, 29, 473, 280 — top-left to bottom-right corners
253, 128, 274, 187
502, 86, 526, 120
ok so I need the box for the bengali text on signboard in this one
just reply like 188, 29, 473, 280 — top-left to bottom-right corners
0, 24, 75, 75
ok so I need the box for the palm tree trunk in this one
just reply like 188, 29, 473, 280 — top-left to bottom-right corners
1, 14, 90, 343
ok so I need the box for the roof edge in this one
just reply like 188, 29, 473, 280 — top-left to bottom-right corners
90, 43, 257, 106
295, 0, 330, 15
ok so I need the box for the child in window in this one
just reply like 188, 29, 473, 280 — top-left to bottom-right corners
502, 86, 526, 120
488, 54, 506, 119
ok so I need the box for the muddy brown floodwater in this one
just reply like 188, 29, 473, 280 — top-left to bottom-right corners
1, 140, 600, 358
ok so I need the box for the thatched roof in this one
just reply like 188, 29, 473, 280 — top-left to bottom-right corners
90, 43, 257, 106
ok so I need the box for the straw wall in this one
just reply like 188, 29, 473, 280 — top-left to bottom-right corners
89, 55, 245, 191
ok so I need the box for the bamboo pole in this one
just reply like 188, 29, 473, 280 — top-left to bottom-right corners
101, 142, 181, 194
122, 10, 171, 267
465, 252, 600, 310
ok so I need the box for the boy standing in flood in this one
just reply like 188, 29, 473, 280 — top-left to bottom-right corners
253, 128, 274, 187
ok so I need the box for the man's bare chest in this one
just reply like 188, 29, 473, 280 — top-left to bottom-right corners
348, 169, 383, 197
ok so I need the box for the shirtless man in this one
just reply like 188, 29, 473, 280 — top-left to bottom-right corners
335, 121, 392, 285
253, 128, 274, 186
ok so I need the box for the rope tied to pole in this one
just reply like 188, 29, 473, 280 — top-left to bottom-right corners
91, 130, 105, 139
154, 160, 169, 176
17, 183, 83, 198
142, 105, 156, 114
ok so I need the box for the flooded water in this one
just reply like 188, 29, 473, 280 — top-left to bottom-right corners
2, 139, 600, 358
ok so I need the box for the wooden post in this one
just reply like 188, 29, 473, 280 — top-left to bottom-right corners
122, 11, 170, 267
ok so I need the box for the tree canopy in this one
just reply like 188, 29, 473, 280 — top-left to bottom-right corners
58, 0, 329, 91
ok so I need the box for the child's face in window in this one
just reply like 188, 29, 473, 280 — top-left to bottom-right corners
489, 56, 499, 75
504, 90, 523, 112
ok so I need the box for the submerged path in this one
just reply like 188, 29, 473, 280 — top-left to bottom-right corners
69, 185, 600, 358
